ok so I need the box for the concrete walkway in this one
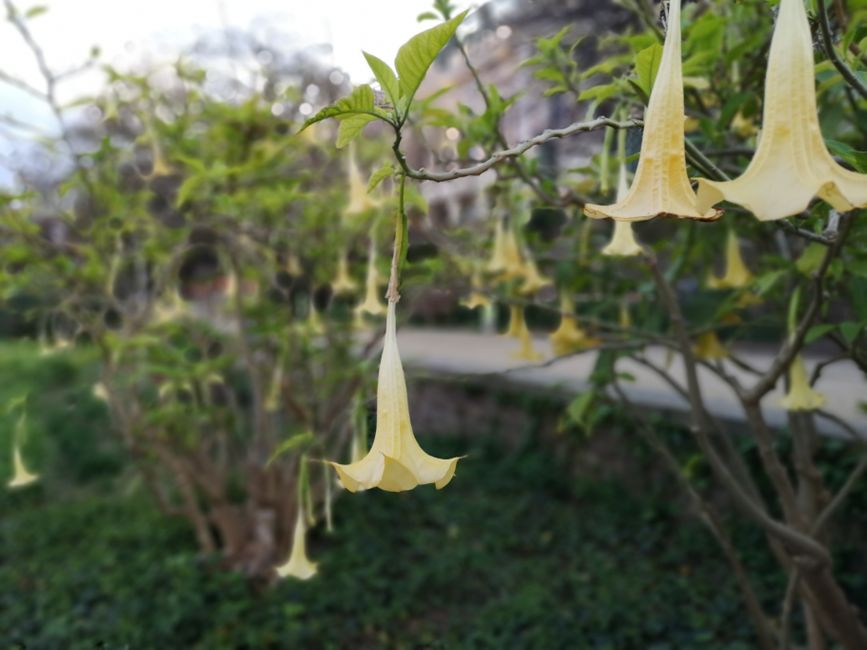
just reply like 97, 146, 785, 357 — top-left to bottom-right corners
398, 328, 867, 438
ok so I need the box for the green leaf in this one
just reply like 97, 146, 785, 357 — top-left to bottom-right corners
417, 11, 438, 22
633, 43, 663, 98
266, 432, 314, 467
300, 84, 380, 131
367, 162, 394, 192
25, 5, 48, 18
395, 10, 468, 108
795, 243, 826, 275
840, 321, 863, 345
578, 83, 621, 103
363, 52, 400, 108
336, 114, 376, 149
805, 323, 836, 344
826, 139, 867, 173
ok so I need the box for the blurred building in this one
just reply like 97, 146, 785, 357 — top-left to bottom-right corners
411, 0, 635, 227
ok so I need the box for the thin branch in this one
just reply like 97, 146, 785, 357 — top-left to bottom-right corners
816, 0, 867, 100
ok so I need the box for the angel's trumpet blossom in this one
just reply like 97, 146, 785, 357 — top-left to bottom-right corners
504, 305, 530, 339
602, 164, 644, 256
486, 220, 507, 274
355, 244, 386, 318
330, 302, 461, 492
344, 148, 379, 217
331, 249, 357, 295
549, 293, 598, 356
696, 0, 867, 220
585, 0, 719, 222
92, 382, 109, 402
7, 442, 39, 490
619, 300, 632, 329
461, 272, 491, 310
694, 331, 728, 360
781, 354, 825, 411
513, 326, 543, 362
275, 509, 318, 580
307, 299, 325, 336
712, 229, 753, 289
519, 254, 552, 295
501, 227, 525, 280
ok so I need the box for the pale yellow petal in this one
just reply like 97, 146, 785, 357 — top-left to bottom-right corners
781, 354, 825, 411
585, 0, 719, 222
331, 249, 357, 295
696, 0, 867, 220
8, 444, 39, 490
694, 331, 728, 360
275, 509, 318, 580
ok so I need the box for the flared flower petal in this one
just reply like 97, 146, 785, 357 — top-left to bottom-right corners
781, 354, 825, 411
549, 293, 599, 356
602, 164, 645, 256
696, 0, 867, 220
330, 302, 461, 492
331, 249, 357, 295
8, 443, 38, 490
275, 509, 318, 580
504, 305, 530, 339
712, 229, 753, 289
486, 219, 507, 274
355, 248, 386, 317
513, 327, 544, 362
501, 226, 525, 279
694, 331, 728, 360
519, 254, 552, 295
585, 0, 719, 222
460, 272, 491, 310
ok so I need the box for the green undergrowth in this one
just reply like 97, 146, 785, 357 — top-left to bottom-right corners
4, 436, 776, 650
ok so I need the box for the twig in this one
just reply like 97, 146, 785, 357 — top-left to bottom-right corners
816, 0, 867, 100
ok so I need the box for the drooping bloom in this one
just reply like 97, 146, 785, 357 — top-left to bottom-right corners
513, 326, 544, 362
549, 292, 599, 356
354, 243, 386, 318
709, 229, 753, 289
504, 305, 530, 339
344, 147, 379, 217
330, 302, 461, 492
7, 442, 39, 490
781, 354, 825, 411
584, 0, 719, 222
307, 298, 325, 336
486, 219, 507, 274
331, 249, 357, 295
601, 164, 644, 256
694, 331, 728, 360
460, 271, 491, 310
519, 253, 552, 295
500, 226, 525, 280
275, 509, 318, 580
619, 299, 632, 329
92, 382, 109, 402
696, 0, 867, 220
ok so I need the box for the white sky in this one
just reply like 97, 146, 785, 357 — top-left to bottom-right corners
0, 0, 473, 184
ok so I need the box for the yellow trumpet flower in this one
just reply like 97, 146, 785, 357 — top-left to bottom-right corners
8, 442, 39, 490
693, 331, 728, 360
344, 147, 379, 217
601, 164, 644, 256
519, 254, 552, 295
500, 226, 525, 280
275, 509, 318, 580
585, 0, 719, 222
711, 229, 753, 289
331, 249, 357, 295
513, 326, 544, 362
619, 300, 632, 329
286, 254, 303, 277
486, 219, 507, 274
330, 302, 461, 492
696, 0, 867, 220
781, 354, 825, 411
92, 382, 109, 402
355, 244, 386, 318
460, 272, 491, 310
549, 293, 598, 356
307, 298, 325, 336
504, 305, 530, 339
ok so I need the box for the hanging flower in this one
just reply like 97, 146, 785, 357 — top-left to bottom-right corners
513, 326, 544, 362
601, 164, 644, 256
7, 442, 39, 490
619, 299, 632, 329
331, 249, 357, 295
504, 305, 530, 339
460, 271, 491, 310
286, 254, 303, 277
519, 253, 552, 295
693, 331, 728, 360
711, 229, 753, 289
696, 0, 867, 220
486, 219, 507, 274
501, 225, 525, 280
307, 298, 325, 336
330, 302, 461, 492
355, 245, 386, 318
344, 146, 379, 217
275, 509, 318, 580
92, 382, 109, 402
585, 0, 719, 222
781, 354, 825, 411
549, 293, 598, 356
